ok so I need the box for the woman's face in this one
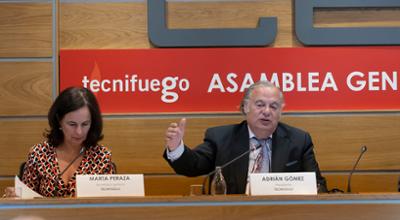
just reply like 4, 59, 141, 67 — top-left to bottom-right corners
59, 106, 91, 147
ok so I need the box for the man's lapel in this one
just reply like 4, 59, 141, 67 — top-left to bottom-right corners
229, 121, 250, 193
271, 123, 290, 172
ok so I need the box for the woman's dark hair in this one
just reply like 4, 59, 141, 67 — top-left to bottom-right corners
46, 87, 103, 148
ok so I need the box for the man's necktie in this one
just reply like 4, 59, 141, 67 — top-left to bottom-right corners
251, 137, 271, 173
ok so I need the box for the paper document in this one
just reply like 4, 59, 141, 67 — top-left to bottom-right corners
14, 176, 43, 199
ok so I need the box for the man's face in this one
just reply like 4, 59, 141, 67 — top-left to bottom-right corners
244, 86, 284, 137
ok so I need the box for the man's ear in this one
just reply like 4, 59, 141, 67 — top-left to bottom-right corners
243, 103, 250, 114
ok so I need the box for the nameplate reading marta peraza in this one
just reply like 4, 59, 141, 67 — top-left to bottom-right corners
76, 174, 144, 197
249, 172, 317, 196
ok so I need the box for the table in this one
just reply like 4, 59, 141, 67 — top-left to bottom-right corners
1, 193, 400, 220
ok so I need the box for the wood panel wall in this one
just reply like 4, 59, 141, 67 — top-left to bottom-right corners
0, 0, 399, 195
0, 62, 52, 116
0, 3, 52, 57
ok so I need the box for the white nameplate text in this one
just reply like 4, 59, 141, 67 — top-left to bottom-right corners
76, 174, 144, 197
249, 172, 317, 195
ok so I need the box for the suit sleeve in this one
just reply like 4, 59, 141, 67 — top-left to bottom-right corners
163, 128, 219, 177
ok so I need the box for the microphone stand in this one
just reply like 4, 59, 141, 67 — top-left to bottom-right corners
347, 145, 367, 193
201, 144, 262, 195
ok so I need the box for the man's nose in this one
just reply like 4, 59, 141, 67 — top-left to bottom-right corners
262, 106, 271, 114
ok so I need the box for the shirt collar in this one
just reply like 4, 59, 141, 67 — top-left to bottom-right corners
247, 125, 272, 140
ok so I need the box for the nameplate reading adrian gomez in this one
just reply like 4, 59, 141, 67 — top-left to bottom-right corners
76, 174, 144, 197
249, 172, 317, 196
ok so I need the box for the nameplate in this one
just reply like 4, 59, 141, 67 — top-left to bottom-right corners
249, 172, 317, 195
76, 174, 144, 197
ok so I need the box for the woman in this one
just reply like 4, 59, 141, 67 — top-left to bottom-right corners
4, 87, 115, 197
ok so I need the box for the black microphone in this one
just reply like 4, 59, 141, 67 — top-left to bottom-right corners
201, 141, 262, 195
347, 145, 367, 193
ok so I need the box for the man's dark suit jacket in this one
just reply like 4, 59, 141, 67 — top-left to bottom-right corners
164, 121, 327, 194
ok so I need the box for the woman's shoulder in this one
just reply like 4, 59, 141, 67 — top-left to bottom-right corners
29, 141, 53, 154
26, 141, 54, 164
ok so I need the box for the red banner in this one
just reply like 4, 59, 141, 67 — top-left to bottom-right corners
60, 47, 400, 113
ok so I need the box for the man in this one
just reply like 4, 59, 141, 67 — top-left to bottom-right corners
164, 81, 327, 194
